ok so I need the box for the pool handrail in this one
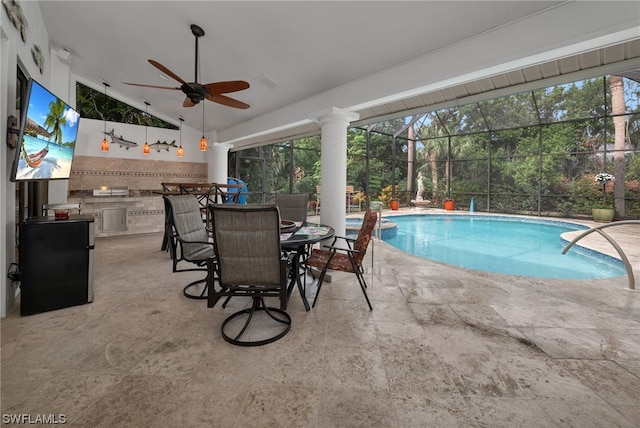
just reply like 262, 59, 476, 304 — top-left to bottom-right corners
561, 220, 639, 291
369, 201, 384, 268
370, 201, 384, 242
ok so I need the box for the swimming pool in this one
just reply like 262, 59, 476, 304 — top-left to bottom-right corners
385, 214, 625, 279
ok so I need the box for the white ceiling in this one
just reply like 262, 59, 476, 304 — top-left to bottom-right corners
38, 1, 640, 150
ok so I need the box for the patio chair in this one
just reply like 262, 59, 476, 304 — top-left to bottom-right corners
306, 208, 377, 310
207, 205, 291, 346
164, 195, 215, 299
276, 192, 311, 295
345, 185, 361, 213
275, 193, 308, 223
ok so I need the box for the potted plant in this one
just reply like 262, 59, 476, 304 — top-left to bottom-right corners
592, 172, 615, 222
443, 197, 455, 211
379, 185, 401, 210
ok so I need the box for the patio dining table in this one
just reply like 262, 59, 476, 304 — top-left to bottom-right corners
160, 182, 244, 206
281, 222, 334, 311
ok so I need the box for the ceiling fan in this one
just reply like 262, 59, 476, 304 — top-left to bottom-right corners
124, 24, 250, 109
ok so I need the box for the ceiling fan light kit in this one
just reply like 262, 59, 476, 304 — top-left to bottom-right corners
101, 82, 110, 152
177, 117, 184, 157
143, 101, 150, 155
200, 102, 207, 151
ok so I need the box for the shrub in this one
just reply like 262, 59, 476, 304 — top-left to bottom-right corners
379, 185, 400, 204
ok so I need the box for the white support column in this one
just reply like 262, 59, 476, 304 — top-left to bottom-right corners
207, 142, 232, 184
208, 142, 232, 202
312, 107, 359, 237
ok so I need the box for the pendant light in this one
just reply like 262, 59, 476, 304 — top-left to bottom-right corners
177, 117, 184, 157
199, 102, 207, 151
100, 82, 110, 152
142, 101, 150, 155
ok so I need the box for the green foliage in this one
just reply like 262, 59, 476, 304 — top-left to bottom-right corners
379, 185, 400, 204
76, 82, 176, 129
347, 122, 407, 200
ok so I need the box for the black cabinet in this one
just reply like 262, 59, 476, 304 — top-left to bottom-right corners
19, 216, 94, 316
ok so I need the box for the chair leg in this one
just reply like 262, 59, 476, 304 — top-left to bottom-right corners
183, 277, 208, 299
170, 241, 179, 272
348, 253, 373, 311
354, 269, 373, 311
220, 297, 291, 347
311, 250, 337, 308
311, 266, 329, 308
186, 262, 216, 300
206, 261, 231, 307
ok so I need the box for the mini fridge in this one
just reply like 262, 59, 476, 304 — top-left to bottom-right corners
19, 216, 94, 316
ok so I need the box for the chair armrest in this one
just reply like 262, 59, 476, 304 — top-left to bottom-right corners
174, 236, 214, 247
323, 244, 362, 255
320, 235, 355, 250
327, 234, 353, 242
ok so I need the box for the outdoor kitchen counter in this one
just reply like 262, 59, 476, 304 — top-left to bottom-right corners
67, 195, 164, 237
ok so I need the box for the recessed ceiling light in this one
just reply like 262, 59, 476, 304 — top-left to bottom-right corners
159, 74, 169, 81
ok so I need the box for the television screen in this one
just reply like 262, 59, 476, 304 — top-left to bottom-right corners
10, 79, 81, 181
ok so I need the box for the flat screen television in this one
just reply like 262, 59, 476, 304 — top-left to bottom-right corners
10, 79, 81, 181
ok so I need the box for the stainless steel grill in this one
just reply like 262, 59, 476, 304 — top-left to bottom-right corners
92, 187, 129, 197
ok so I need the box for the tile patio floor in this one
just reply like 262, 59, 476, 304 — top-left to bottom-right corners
1, 210, 639, 427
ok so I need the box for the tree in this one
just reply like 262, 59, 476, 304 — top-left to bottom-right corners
416, 112, 449, 201
611, 75, 626, 216
407, 124, 415, 202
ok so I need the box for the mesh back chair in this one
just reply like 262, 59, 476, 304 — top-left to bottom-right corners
306, 208, 377, 310
165, 195, 215, 299
275, 193, 308, 223
207, 205, 291, 346
275, 192, 311, 294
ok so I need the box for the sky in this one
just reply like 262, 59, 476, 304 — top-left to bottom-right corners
27, 80, 80, 144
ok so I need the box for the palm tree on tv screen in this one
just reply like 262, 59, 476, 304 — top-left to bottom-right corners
44, 99, 67, 146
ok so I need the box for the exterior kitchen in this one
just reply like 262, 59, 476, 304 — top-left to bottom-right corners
66, 154, 207, 237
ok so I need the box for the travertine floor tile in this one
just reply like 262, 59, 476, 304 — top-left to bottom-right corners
319, 388, 398, 428
236, 384, 321, 428
1, 228, 638, 427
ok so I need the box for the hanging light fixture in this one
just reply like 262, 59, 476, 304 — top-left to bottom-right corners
143, 101, 150, 155
177, 117, 184, 157
199, 102, 207, 151
101, 82, 110, 152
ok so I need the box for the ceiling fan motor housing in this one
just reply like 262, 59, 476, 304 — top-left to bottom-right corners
182, 83, 209, 104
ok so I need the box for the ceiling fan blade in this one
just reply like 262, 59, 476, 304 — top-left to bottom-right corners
148, 59, 194, 90
183, 97, 196, 108
123, 82, 181, 90
203, 81, 250, 94
206, 94, 250, 110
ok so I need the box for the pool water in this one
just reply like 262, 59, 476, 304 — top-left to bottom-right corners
385, 215, 625, 279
